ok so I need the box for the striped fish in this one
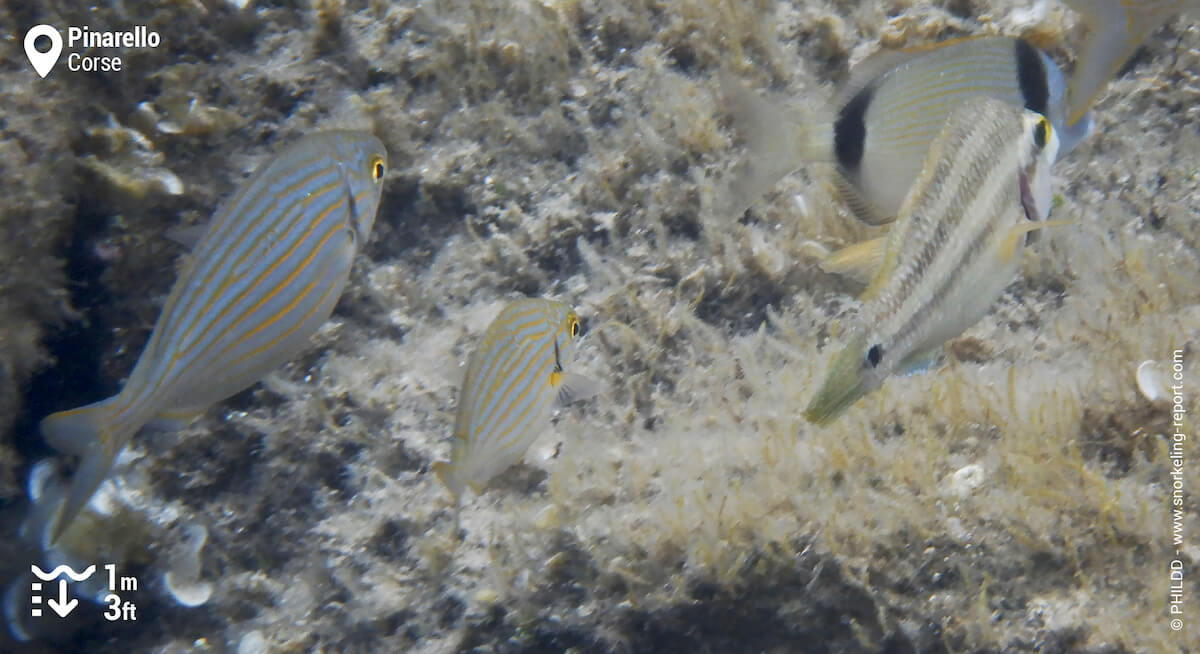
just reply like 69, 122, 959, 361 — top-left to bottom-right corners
804, 98, 1066, 426
721, 36, 1090, 225
1064, 0, 1198, 126
41, 130, 388, 542
433, 298, 600, 503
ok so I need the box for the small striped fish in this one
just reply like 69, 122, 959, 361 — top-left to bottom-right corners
41, 130, 388, 542
721, 36, 1089, 225
433, 298, 599, 503
804, 98, 1065, 426
1064, 0, 1197, 126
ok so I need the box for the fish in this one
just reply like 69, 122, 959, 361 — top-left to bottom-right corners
433, 298, 601, 505
40, 130, 388, 542
1063, 0, 1199, 126
721, 35, 1090, 225
803, 98, 1067, 426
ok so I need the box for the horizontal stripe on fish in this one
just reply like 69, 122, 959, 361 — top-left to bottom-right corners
804, 99, 1063, 426
471, 306, 561, 425
462, 304, 567, 462
40, 130, 387, 543
434, 298, 600, 505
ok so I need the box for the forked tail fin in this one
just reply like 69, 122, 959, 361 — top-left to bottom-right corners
432, 461, 464, 539
40, 398, 124, 543
40, 398, 118, 456
48, 437, 121, 544
718, 70, 833, 218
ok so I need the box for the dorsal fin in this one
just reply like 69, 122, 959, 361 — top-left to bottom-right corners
833, 35, 986, 108
829, 172, 895, 226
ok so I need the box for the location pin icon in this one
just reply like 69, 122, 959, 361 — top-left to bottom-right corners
24, 25, 63, 78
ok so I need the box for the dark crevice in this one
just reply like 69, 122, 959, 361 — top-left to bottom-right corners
694, 275, 785, 334
10, 204, 115, 464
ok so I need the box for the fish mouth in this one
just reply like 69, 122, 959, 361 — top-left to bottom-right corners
804, 379, 866, 426
804, 339, 872, 426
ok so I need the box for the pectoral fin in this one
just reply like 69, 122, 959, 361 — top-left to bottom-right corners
554, 372, 605, 406
897, 347, 942, 377
821, 236, 887, 284
999, 218, 1075, 263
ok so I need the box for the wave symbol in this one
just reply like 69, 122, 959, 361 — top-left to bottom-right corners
30, 564, 96, 582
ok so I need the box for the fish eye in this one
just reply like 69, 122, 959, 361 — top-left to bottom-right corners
569, 318, 581, 338
369, 155, 386, 181
1033, 119, 1049, 149
866, 344, 882, 368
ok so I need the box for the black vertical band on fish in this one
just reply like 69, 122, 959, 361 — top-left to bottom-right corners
833, 85, 873, 174
721, 36, 1091, 229
1014, 39, 1050, 116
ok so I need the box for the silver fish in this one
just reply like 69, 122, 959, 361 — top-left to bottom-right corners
804, 98, 1065, 426
433, 298, 600, 503
722, 36, 1089, 225
40, 130, 387, 542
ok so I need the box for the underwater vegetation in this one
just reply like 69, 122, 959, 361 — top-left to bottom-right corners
1, 0, 1198, 652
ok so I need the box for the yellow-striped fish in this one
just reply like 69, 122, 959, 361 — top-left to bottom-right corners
1063, 0, 1199, 125
804, 98, 1065, 426
41, 130, 388, 542
433, 299, 600, 503
722, 36, 1089, 225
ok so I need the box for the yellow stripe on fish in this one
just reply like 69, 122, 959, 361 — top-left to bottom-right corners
1063, 0, 1197, 126
40, 130, 387, 542
804, 98, 1066, 426
721, 36, 1090, 225
433, 298, 600, 504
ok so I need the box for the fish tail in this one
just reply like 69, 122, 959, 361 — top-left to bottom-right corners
48, 440, 121, 544
40, 397, 119, 456
432, 461, 467, 540
40, 398, 134, 543
432, 461, 463, 502
718, 70, 832, 217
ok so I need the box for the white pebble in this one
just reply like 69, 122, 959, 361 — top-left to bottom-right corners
150, 168, 185, 196
944, 463, 986, 498
1009, 0, 1048, 28
164, 524, 214, 607
1136, 359, 1168, 403
237, 630, 267, 654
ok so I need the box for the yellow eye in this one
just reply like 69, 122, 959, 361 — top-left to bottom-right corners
569, 317, 581, 338
1033, 118, 1049, 149
369, 155, 385, 181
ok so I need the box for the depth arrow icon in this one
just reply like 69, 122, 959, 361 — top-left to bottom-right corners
46, 579, 78, 618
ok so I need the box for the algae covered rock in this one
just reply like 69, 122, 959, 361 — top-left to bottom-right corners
2, 0, 1198, 652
